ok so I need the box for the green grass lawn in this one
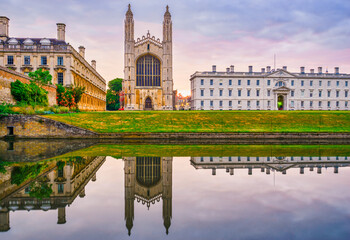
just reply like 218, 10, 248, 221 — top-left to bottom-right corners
44, 110, 350, 133
54, 144, 350, 158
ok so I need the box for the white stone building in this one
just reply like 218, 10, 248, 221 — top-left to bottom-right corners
123, 5, 173, 110
190, 65, 350, 110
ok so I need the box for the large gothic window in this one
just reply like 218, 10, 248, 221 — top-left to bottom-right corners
136, 157, 161, 187
136, 55, 161, 87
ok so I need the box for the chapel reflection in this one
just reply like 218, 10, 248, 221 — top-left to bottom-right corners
124, 157, 172, 236
191, 156, 350, 175
0, 156, 106, 232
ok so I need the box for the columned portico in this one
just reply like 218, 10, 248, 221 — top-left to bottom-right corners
273, 86, 290, 110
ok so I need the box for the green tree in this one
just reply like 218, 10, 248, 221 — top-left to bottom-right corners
106, 78, 123, 110
28, 68, 52, 106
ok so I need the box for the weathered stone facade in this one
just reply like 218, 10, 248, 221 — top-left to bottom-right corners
0, 66, 56, 106
123, 5, 173, 110
0, 17, 106, 111
0, 115, 98, 139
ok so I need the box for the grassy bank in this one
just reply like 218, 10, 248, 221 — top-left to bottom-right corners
56, 144, 350, 158
44, 111, 350, 133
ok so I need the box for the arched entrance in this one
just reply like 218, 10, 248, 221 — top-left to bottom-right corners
145, 97, 153, 110
277, 95, 284, 110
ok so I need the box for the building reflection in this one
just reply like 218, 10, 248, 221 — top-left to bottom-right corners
124, 157, 172, 236
0, 156, 106, 232
191, 156, 350, 175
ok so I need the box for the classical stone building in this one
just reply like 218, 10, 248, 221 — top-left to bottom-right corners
0, 16, 106, 111
191, 155, 350, 176
0, 156, 106, 232
123, 5, 173, 110
190, 65, 350, 110
124, 156, 172, 235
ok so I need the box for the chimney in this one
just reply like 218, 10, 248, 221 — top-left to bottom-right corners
261, 68, 265, 73
91, 60, 96, 69
335, 67, 339, 75
318, 67, 323, 74
266, 66, 271, 72
0, 210, 10, 232
79, 46, 85, 58
230, 65, 234, 72
212, 65, 216, 73
282, 66, 287, 71
310, 69, 315, 74
57, 207, 66, 224
56, 23, 66, 41
226, 68, 230, 73
300, 66, 305, 74
248, 66, 253, 73
0, 16, 10, 41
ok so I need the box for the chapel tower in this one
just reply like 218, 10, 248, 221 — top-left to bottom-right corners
123, 5, 173, 110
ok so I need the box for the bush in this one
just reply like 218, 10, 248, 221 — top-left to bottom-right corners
11, 80, 48, 106
11, 163, 46, 186
56, 84, 85, 110
0, 103, 15, 115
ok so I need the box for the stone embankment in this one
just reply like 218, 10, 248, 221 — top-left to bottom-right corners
0, 115, 97, 139
1, 115, 350, 141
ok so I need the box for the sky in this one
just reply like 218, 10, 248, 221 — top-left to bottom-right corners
2, 0, 350, 95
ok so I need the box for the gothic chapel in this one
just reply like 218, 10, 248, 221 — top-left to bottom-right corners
123, 4, 174, 110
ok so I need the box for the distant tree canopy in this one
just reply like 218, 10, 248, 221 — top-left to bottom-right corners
106, 78, 123, 110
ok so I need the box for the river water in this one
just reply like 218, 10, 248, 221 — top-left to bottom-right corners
1, 141, 350, 240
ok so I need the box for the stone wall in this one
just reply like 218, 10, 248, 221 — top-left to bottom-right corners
0, 115, 98, 139
0, 139, 97, 162
0, 66, 57, 106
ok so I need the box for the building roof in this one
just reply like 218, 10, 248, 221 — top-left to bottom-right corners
190, 69, 350, 79
1, 37, 67, 45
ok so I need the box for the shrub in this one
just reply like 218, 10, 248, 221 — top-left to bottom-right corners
10, 80, 48, 106
56, 84, 85, 110
11, 163, 46, 185
29, 181, 53, 200
0, 103, 15, 115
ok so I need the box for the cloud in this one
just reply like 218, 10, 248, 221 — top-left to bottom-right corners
1, 0, 350, 93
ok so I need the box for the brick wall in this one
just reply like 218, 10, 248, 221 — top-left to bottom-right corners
0, 66, 57, 106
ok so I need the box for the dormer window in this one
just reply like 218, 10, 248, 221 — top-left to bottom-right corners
23, 38, 34, 50
8, 38, 18, 45
40, 38, 51, 45
8, 38, 18, 49
40, 38, 51, 49
24, 38, 34, 45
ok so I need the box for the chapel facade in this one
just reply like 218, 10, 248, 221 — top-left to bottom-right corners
123, 5, 173, 110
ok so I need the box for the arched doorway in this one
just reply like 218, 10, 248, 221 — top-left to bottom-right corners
145, 97, 153, 110
277, 95, 284, 110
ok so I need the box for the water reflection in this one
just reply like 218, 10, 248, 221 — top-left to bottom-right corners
0, 142, 350, 239
0, 156, 106, 231
191, 156, 349, 175
124, 157, 172, 235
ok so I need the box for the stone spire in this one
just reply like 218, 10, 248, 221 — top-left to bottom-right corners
164, 5, 171, 18
125, 4, 134, 42
163, 5, 172, 42
126, 4, 133, 17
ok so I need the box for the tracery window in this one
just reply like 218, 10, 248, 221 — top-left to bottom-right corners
136, 157, 161, 187
136, 55, 161, 86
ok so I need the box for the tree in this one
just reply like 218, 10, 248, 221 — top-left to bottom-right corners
28, 68, 52, 106
106, 78, 123, 110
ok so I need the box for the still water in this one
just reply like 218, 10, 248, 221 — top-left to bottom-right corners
1, 142, 350, 240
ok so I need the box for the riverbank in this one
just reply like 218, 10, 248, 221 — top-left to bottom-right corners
45, 111, 350, 133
